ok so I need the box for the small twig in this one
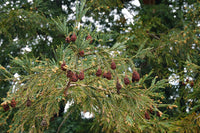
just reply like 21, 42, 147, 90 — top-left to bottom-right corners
83, 64, 98, 72
64, 79, 71, 97
147, 33, 160, 40
56, 110, 72, 133
70, 83, 105, 91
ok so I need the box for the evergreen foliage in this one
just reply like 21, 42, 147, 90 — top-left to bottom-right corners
0, 0, 199, 132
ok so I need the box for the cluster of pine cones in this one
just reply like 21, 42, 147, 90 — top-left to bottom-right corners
61, 59, 140, 94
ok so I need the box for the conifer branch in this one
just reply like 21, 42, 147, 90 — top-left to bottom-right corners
56, 110, 72, 133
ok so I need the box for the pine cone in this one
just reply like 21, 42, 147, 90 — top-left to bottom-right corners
116, 81, 122, 94
10, 99, 16, 108
190, 81, 194, 87
71, 33, 77, 42
3, 104, 9, 111
106, 71, 112, 80
26, 99, 31, 107
65, 36, 71, 43
78, 71, 84, 80
111, 60, 116, 70
96, 68, 102, 77
182, 82, 186, 86
132, 71, 140, 82
145, 111, 150, 120
102, 71, 111, 80
79, 50, 84, 57
103, 71, 107, 78
86, 35, 93, 44
67, 70, 73, 78
71, 73, 78, 82
61, 62, 67, 71
124, 76, 130, 85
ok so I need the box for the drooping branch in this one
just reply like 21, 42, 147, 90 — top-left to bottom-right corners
56, 110, 72, 133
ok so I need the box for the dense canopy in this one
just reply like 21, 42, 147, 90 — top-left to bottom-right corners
0, 0, 199, 132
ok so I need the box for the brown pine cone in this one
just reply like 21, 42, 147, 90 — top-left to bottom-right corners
124, 75, 130, 85
86, 35, 93, 44
132, 71, 140, 82
71, 33, 77, 42
10, 99, 16, 108
79, 50, 84, 57
145, 111, 150, 120
96, 68, 102, 77
78, 71, 84, 80
67, 70, 73, 78
116, 80, 122, 94
103, 71, 107, 78
65, 36, 71, 43
182, 82, 186, 86
111, 60, 116, 70
106, 71, 111, 80
71, 73, 78, 82
26, 99, 32, 107
61, 62, 67, 71
190, 81, 194, 87
3, 104, 9, 111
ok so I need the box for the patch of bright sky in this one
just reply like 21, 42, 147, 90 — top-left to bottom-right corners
121, 0, 140, 24
27, 0, 33, 4
168, 74, 179, 85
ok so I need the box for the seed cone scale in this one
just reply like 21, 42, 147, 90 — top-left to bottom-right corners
71, 33, 77, 42
124, 76, 130, 85
11, 99, 16, 108
3, 104, 9, 111
96, 68, 102, 76
111, 60, 116, 70
65, 36, 71, 43
132, 71, 140, 82
78, 71, 84, 80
